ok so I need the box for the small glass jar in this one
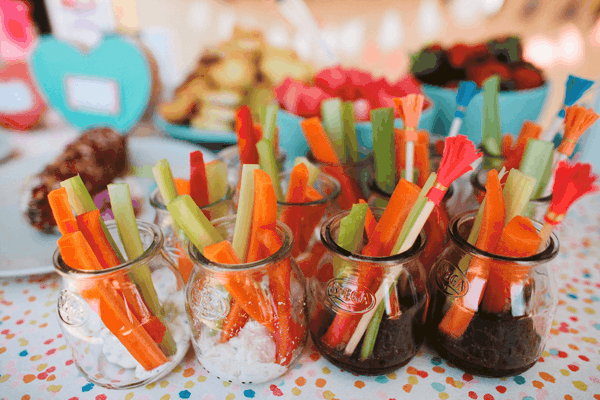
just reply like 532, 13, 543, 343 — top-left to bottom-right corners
306, 150, 374, 210
149, 185, 234, 283
426, 211, 559, 377
54, 221, 190, 389
278, 170, 341, 259
186, 216, 308, 384
308, 209, 428, 375
469, 168, 552, 221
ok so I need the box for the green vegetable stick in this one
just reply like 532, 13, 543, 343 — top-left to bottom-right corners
467, 200, 485, 245
333, 203, 367, 278
361, 293, 386, 360
205, 160, 229, 203
360, 173, 437, 360
152, 159, 178, 206
482, 75, 502, 157
342, 101, 359, 163
107, 182, 177, 356
232, 164, 259, 261
518, 139, 554, 199
503, 169, 537, 224
263, 103, 279, 142
293, 156, 320, 186
257, 138, 284, 201
167, 195, 224, 252
370, 107, 396, 194
321, 98, 345, 162
258, 104, 267, 127
61, 175, 124, 263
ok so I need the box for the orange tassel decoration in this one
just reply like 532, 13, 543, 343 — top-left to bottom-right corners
557, 105, 599, 158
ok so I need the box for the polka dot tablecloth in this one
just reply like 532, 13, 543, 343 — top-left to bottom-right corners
1, 194, 600, 400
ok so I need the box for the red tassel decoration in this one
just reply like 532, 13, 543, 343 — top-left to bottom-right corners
428, 135, 482, 204
557, 105, 599, 158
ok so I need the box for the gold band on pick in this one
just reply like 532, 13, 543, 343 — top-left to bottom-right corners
434, 182, 448, 192
545, 210, 565, 224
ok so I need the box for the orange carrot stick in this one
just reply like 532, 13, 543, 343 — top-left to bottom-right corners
280, 164, 310, 257
480, 216, 541, 314
439, 169, 505, 338
58, 232, 168, 370
48, 187, 77, 235
503, 121, 542, 171
300, 117, 341, 164
358, 199, 377, 240
220, 299, 249, 343
60, 219, 79, 234
76, 210, 121, 269
394, 129, 430, 186
204, 240, 275, 332
174, 178, 190, 196
247, 169, 278, 263
502, 134, 513, 158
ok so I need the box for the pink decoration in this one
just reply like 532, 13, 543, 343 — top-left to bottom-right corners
0, 0, 36, 60
0, 61, 46, 130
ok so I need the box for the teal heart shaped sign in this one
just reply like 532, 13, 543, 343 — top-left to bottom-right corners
31, 35, 152, 133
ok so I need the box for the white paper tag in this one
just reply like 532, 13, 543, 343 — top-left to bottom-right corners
0, 80, 34, 113
65, 76, 120, 115
511, 283, 526, 317
463, 276, 486, 311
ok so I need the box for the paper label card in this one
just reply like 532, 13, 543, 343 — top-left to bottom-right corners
65, 75, 120, 115
0, 80, 34, 113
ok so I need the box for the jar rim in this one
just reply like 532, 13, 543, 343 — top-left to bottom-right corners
306, 149, 373, 168
448, 210, 560, 264
470, 169, 552, 203
187, 216, 295, 272
320, 208, 426, 265
149, 184, 233, 211
53, 220, 164, 277
276, 171, 342, 207
368, 179, 455, 203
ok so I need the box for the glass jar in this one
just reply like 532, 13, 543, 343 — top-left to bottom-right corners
306, 150, 374, 210
278, 170, 341, 259
149, 185, 234, 283
308, 209, 428, 375
186, 216, 307, 384
426, 211, 559, 377
53, 221, 190, 389
469, 168, 552, 221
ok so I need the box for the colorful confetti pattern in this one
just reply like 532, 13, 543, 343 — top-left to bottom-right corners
1, 194, 600, 400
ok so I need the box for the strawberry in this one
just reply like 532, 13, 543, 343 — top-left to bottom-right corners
466, 58, 512, 87
447, 43, 488, 68
512, 63, 544, 90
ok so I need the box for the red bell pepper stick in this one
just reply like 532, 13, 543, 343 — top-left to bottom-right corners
190, 150, 209, 208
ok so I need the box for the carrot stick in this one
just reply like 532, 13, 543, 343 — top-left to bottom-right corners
394, 129, 429, 185
502, 134, 513, 158
246, 169, 278, 263
359, 199, 377, 240
480, 216, 541, 314
321, 165, 364, 210
174, 178, 190, 196
296, 242, 327, 279
280, 164, 310, 256
76, 210, 121, 269
300, 117, 341, 164
220, 299, 249, 343
256, 227, 296, 366
60, 219, 79, 234
439, 169, 505, 338
58, 232, 168, 370
190, 151, 209, 208
204, 240, 276, 332
502, 121, 542, 171
48, 188, 77, 235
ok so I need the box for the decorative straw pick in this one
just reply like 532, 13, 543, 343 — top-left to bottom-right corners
541, 105, 599, 197
537, 161, 598, 252
344, 135, 482, 355
540, 75, 594, 141
394, 94, 424, 184
448, 81, 480, 138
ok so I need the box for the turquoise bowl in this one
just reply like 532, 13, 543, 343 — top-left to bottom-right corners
276, 104, 435, 168
421, 82, 550, 144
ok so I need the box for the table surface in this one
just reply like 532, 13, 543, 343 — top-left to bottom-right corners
1, 123, 600, 400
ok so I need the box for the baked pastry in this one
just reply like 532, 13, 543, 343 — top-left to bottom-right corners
24, 127, 128, 233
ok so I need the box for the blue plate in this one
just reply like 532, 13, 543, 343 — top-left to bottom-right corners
154, 114, 237, 145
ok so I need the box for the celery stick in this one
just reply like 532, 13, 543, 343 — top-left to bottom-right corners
503, 169, 536, 224
108, 183, 144, 260
232, 164, 259, 261
61, 175, 124, 263
293, 156, 320, 186
152, 159, 178, 206
482, 75, 502, 157
108, 182, 177, 356
519, 139, 554, 199
257, 138, 284, 201
258, 104, 267, 127
263, 103, 279, 142
342, 101, 359, 163
167, 195, 224, 252
361, 292, 386, 359
334, 203, 367, 278
370, 107, 396, 194
468, 200, 485, 245
321, 98, 345, 162
391, 173, 437, 254
205, 160, 229, 203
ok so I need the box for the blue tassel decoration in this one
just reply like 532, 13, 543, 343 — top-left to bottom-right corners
454, 81, 480, 118
558, 75, 594, 118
